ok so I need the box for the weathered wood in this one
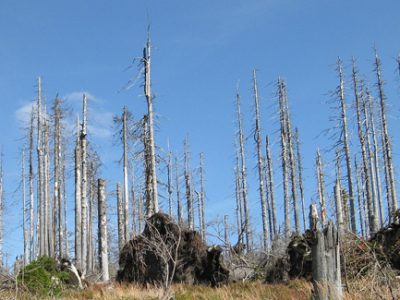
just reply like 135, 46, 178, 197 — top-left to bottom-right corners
98, 179, 109, 282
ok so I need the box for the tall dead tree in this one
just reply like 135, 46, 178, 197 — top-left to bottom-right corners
234, 156, 243, 243
374, 51, 397, 220
122, 107, 130, 242
199, 153, 206, 242
22, 150, 28, 266
337, 58, 356, 233
236, 89, 250, 250
98, 179, 109, 282
334, 150, 344, 233
117, 183, 126, 251
74, 115, 82, 269
295, 128, 306, 231
366, 92, 384, 226
28, 108, 35, 261
143, 32, 158, 214
316, 149, 327, 226
175, 156, 182, 225
167, 149, 173, 217
143, 115, 153, 217
265, 135, 277, 238
278, 79, 291, 239
252, 70, 268, 249
355, 158, 365, 238
37, 76, 45, 257
81, 94, 88, 274
352, 63, 377, 234
184, 138, 194, 229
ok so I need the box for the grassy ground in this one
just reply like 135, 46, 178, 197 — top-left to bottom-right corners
1, 279, 398, 299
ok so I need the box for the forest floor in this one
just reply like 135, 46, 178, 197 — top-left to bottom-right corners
0, 278, 397, 300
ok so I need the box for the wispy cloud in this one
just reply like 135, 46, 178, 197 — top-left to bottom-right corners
15, 102, 35, 125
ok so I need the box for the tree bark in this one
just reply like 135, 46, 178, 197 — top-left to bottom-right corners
74, 115, 82, 269
98, 179, 109, 282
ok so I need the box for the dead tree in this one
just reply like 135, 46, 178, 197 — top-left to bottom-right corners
278, 79, 291, 239
252, 70, 268, 249
74, 115, 82, 269
142, 32, 158, 213
236, 89, 251, 250
122, 107, 130, 242
175, 156, 182, 225
265, 135, 277, 238
199, 153, 206, 242
355, 158, 365, 238
43, 99, 51, 257
234, 156, 243, 243
37, 76, 45, 257
81, 94, 88, 274
352, 63, 377, 234
374, 51, 397, 220
334, 151, 344, 233
143, 115, 153, 217
98, 179, 109, 282
22, 150, 28, 266
167, 150, 173, 217
28, 108, 35, 261
117, 183, 126, 251
184, 137, 194, 229
295, 128, 306, 231
310, 206, 343, 300
337, 58, 356, 233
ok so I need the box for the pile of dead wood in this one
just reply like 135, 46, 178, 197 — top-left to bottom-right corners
117, 213, 229, 286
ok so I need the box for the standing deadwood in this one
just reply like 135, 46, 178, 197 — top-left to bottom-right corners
361, 166, 370, 237
43, 102, 51, 257
81, 94, 88, 274
199, 153, 206, 243
295, 128, 307, 231
36, 76, 45, 257
167, 149, 173, 217
62, 157, 68, 257
234, 160, 243, 243
236, 89, 251, 250
175, 156, 182, 225
278, 79, 291, 239
122, 107, 130, 242
117, 183, 126, 251
265, 135, 277, 238
334, 151, 344, 234
224, 215, 229, 251
22, 150, 28, 266
28, 108, 35, 261
122, 109, 132, 241
362, 87, 380, 229
352, 64, 377, 234
0, 152, 3, 268
367, 94, 384, 226
355, 158, 365, 238
143, 32, 159, 213
98, 179, 109, 282
374, 51, 397, 220
282, 81, 301, 234
184, 138, 194, 229
74, 115, 82, 269
252, 70, 268, 249
143, 115, 153, 216
131, 171, 137, 236
337, 58, 356, 233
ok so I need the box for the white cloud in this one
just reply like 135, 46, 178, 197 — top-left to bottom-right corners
15, 102, 35, 125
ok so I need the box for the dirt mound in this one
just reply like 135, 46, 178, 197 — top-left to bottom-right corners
117, 213, 229, 286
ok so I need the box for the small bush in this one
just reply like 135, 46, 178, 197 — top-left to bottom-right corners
17, 256, 70, 297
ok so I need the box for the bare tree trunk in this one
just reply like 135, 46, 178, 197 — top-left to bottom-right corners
22, 150, 28, 266
29, 108, 35, 261
374, 52, 397, 221
184, 138, 194, 229
122, 107, 130, 242
199, 153, 206, 243
62, 156, 68, 257
81, 94, 88, 274
143, 32, 158, 213
98, 179, 109, 282
337, 58, 356, 233
167, 150, 173, 217
367, 94, 384, 227
316, 149, 327, 226
175, 156, 182, 225
235, 158, 243, 243
265, 135, 277, 238
355, 158, 365, 238
43, 103, 51, 257
278, 79, 291, 239
37, 76, 45, 257
294, 128, 306, 231
335, 151, 344, 234
283, 82, 301, 235
252, 70, 268, 249
224, 215, 229, 253
361, 166, 370, 237
117, 183, 125, 251
236, 90, 251, 250
352, 63, 377, 234
74, 115, 82, 269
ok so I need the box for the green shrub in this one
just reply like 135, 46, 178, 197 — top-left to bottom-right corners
17, 256, 70, 297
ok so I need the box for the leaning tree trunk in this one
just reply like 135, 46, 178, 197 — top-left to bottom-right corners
337, 58, 356, 233
252, 70, 268, 249
98, 179, 109, 282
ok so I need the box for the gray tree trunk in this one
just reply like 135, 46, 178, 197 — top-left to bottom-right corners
29, 108, 35, 261
295, 128, 307, 231
199, 153, 206, 242
74, 115, 82, 269
98, 179, 109, 282
81, 94, 88, 274
266, 135, 277, 238
117, 183, 126, 251
184, 138, 194, 229
122, 107, 130, 242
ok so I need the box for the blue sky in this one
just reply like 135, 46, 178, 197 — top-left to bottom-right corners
1, 0, 400, 263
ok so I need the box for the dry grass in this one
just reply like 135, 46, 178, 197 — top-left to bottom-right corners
1, 278, 399, 299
